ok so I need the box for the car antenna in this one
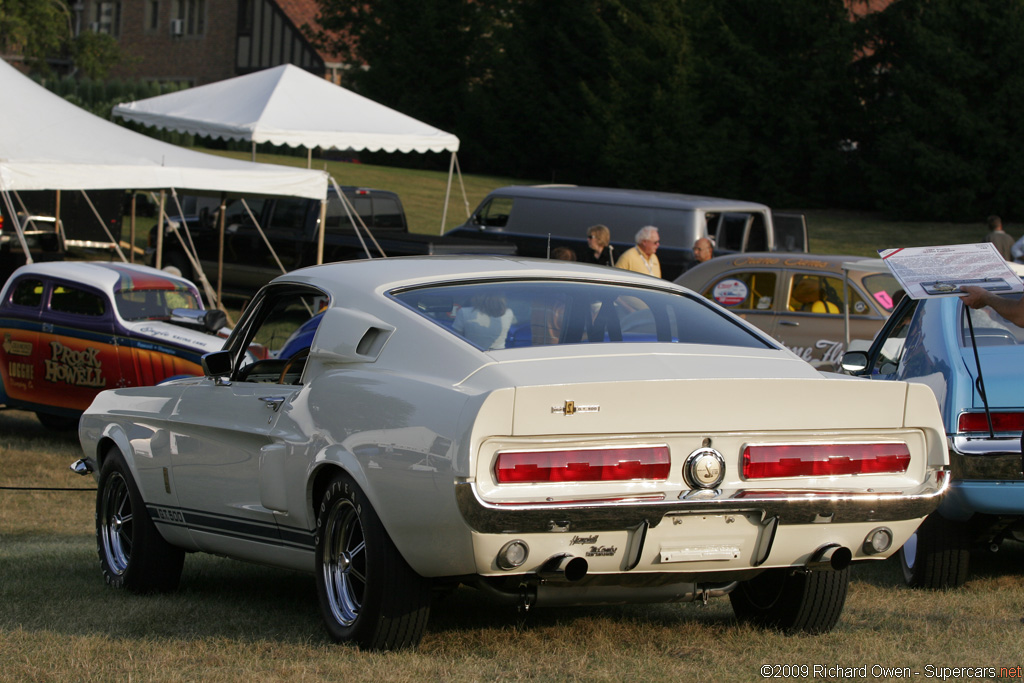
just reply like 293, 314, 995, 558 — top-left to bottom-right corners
963, 305, 996, 438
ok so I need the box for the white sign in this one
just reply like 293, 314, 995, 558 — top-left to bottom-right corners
879, 243, 1023, 300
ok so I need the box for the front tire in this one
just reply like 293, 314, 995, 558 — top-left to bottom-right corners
730, 567, 849, 634
96, 450, 185, 593
899, 513, 970, 589
315, 473, 431, 650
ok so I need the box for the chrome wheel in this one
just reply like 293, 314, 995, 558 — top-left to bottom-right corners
321, 498, 367, 627
99, 470, 133, 576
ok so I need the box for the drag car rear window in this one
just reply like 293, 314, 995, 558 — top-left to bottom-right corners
393, 281, 773, 351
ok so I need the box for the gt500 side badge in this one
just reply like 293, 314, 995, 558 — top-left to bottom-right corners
551, 400, 600, 415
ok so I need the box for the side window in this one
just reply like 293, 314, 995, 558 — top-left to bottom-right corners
715, 213, 751, 251
49, 285, 106, 317
788, 274, 843, 314
476, 197, 513, 228
268, 198, 308, 232
873, 300, 918, 374
223, 198, 264, 227
10, 278, 44, 308
702, 271, 777, 312
373, 197, 405, 229
746, 213, 768, 251
234, 289, 325, 384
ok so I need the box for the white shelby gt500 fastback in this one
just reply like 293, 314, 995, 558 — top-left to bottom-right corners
73, 256, 949, 650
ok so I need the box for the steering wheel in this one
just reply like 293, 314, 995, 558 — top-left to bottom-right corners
278, 348, 311, 384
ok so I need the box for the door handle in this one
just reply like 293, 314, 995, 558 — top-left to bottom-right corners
259, 396, 286, 412
779, 321, 800, 326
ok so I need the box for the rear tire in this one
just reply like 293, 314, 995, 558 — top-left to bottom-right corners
899, 513, 970, 589
315, 472, 431, 650
96, 449, 185, 593
730, 567, 849, 634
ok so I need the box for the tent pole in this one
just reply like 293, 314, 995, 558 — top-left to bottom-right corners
218, 193, 226, 304
454, 153, 471, 219
317, 197, 327, 265
129, 192, 137, 263
441, 152, 455, 235
54, 190, 64, 250
307, 147, 313, 169
156, 190, 166, 270
251, 141, 256, 162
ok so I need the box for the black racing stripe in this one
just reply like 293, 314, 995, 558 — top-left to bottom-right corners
148, 504, 314, 550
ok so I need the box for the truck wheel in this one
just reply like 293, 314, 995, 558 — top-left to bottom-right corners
730, 567, 849, 634
315, 472, 431, 650
899, 513, 970, 589
96, 449, 185, 593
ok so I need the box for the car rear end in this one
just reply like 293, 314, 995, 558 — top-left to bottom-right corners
454, 355, 948, 603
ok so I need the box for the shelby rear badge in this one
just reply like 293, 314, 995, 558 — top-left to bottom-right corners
551, 400, 600, 415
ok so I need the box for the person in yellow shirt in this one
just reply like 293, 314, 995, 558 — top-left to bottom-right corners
615, 226, 661, 278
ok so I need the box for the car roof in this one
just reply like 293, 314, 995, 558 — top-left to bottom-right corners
483, 185, 771, 212
7, 261, 196, 294
276, 255, 683, 293
676, 252, 872, 282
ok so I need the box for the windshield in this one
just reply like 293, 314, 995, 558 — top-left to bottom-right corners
392, 280, 773, 351
960, 294, 1024, 347
114, 287, 201, 322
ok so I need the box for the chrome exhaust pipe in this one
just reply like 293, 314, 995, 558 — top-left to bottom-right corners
537, 554, 588, 582
807, 544, 852, 571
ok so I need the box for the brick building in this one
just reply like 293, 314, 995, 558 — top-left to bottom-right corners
74, 0, 346, 85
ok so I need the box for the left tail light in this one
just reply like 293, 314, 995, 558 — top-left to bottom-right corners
495, 446, 670, 483
742, 442, 910, 479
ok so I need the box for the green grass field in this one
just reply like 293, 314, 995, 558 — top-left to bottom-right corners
5, 154, 1024, 681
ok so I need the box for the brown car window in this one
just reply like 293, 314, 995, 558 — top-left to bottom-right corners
788, 274, 849, 315
703, 271, 776, 312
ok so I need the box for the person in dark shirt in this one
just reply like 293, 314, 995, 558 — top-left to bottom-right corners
984, 215, 1015, 261
582, 224, 614, 266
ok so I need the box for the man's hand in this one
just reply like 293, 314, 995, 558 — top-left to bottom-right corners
959, 285, 992, 309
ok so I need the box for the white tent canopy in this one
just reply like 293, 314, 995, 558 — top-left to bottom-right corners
0, 58, 328, 200
113, 64, 461, 154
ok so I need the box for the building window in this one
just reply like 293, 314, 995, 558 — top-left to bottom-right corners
238, 0, 253, 36
94, 1, 121, 37
145, 0, 160, 32
172, 0, 206, 36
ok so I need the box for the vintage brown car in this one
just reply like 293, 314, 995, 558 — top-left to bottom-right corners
676, 253, 899, 369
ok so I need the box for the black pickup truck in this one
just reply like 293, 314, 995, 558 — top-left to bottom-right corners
150, 186, 515, 296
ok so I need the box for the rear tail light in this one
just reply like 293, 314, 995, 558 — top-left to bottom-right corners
495, 446, 670, 483
742, 443, 910, 479
957, 411, 1024, 435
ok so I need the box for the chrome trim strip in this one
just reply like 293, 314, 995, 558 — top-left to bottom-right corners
454, 470, 949, 534
951, 435, 1022, 456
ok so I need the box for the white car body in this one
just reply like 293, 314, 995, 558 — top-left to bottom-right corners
76, 256, 949, 650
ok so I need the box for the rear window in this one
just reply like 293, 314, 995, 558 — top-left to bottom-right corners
392, 280, 773, 351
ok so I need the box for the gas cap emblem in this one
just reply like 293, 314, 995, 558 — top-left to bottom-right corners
684, 447, 726, 489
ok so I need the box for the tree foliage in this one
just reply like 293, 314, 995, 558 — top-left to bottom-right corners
0, 0, 72, 70
856, 0, 1024, 220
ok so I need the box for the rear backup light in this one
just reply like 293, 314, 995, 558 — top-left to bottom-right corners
957, 411, 1024, 434
495, 446, 670, 483
742, 443, 910, 479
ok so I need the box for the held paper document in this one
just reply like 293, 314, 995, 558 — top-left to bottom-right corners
879, 243, 1023, 300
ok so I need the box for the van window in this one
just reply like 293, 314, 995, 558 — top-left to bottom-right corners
477, 197, 514, 227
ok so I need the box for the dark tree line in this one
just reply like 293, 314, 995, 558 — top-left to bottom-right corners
314, 0, 1024, 221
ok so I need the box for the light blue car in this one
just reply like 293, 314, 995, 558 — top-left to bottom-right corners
842, 287, 1024, 588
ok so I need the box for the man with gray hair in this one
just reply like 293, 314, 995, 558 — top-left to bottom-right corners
615, 225, 661, 278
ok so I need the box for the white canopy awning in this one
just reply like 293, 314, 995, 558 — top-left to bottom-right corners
0, 58, 327, 199
112, 64, 461, 155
